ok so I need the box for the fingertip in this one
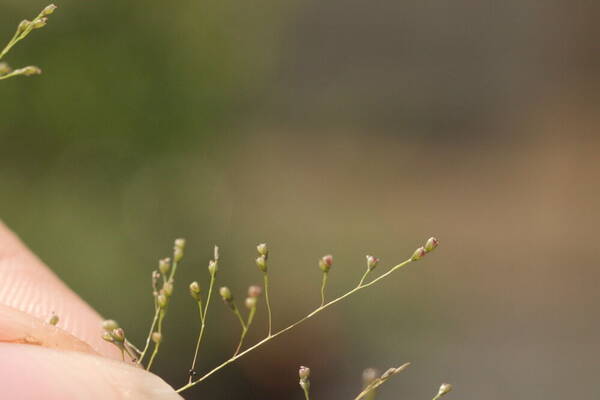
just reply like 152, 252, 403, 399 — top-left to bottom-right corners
0, 343, 182, 400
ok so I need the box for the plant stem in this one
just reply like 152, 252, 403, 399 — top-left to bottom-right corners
263, 272, 272, 336
188, 272, 216, 383
233, 306, 255, 356
137, 307, 160, 365
320, 272, 328, 307
146, 310, 165, 371
302, 385, 311, 400
358, 269, 370, 287
175, 257, 414, 393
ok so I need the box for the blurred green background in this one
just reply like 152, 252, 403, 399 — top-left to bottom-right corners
2, 0, 600, 399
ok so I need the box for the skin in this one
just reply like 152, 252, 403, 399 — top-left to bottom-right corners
0, 221, 182, 400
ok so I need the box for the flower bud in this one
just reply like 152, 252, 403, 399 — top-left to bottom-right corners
0, 62, 11, 75
189, 281, 201, 301
256, 243, 268, 258
219, 286, 233, 302
256, 255, 267, 272
158, 258, 170, 275
31, 18, 48, 29
362, 368, 378, 387
19, 66, 41, 76
17, 20, 30, 34
437, 383, 453, 397
411, 247, 426, 261
213, 245, 220, 261
102, 332, 114, 342
380, 367, 395, 380
102, 319, 119, 331
319, 254, 333, 272
248, 285, 262, 297
151, 332, 162, 344
174, 247, 183, 262
366, 255, 380, 271
208, 260, 218, 275
157, 293, 168, 308
299, 366, 311, 380
425, 237, 439, 252
162, 282, 173, 297
174, 238, 185, 262
248, 285, 262, 298
111, 328, 125, 342
41, 4, 58, 16
245, 296, 257, 309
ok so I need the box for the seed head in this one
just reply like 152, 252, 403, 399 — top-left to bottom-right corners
256, 243, 268, 258
437, 383, 453, 397
31, 18, 48, 29
111, 328, 125, 342
158, 258, 170, 275
162, 281, 174, 297
319, 255, 333, 272
362, 368, 379, 387
299, 365, 311, 380
248, 285, 262, 298
256, 255, 267, 272
41, 4, 58, 16
102, 320, 119, 331
245, 296, 257, 309
219, 286, 233, 302
411, 246, 426, 261
157, 293, 168, 308
17, 20, 30, 34
366, 255, 380, 271
425, 237, 439, 252
174, 238, 185, 262
189, 281, 201, 301
20, 66, 42, 76
151, 332, 162, 344
0, 62, 11, 75
208, 259, 218, 275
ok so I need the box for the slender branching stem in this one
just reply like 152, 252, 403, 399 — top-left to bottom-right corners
320, 272, 328, 307
233, 306, 256, 356
188, 272, 216, 383
137, 307, 160, 365
263, 272, 273, 336
146, 310, 165, 371
176, 257, 414, 393
358, 269, 370, 287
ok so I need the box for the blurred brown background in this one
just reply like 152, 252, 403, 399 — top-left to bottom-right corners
1, 0, 599, 399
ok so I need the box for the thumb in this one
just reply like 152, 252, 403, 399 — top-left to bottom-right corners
0, 222, 182, 399
0, 343, 181, 400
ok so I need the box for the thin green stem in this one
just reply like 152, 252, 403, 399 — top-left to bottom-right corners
146, 310, 165, 371
188, 272, 215, 383
137, 307, 160, 365
233, 306, 256, 356
176, 257, 414, 393
302, 385, 311, 400
320, 272, 328, 307
358, 269, 371, 287
263, 272, 272, 336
